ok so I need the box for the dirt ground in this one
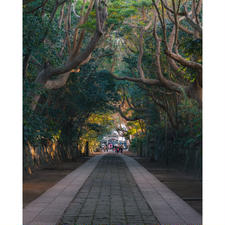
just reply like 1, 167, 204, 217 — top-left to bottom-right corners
134, 156, 202, 214
23, 157, 89, 208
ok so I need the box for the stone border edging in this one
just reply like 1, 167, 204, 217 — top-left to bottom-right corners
23, 155, 103, 225
121, 155, 202, 225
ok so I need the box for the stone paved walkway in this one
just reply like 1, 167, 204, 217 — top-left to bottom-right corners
24, 152, 202, 225
57, 154, 159, 225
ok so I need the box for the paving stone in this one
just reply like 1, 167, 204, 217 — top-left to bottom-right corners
75, 216, 92, 223
29, 222, 54, 225
32, 214, 61, 223
58, 215, 75, 224
23, 211, 38, 224
57, 154, 159, 225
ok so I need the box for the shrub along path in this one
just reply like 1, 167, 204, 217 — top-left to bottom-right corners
23, 153, 202, 225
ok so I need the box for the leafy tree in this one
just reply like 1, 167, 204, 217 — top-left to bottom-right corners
23, 0, 202, 175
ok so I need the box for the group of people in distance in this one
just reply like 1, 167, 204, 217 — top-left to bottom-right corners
102, 143, 124, 153
114, 144, 124, 154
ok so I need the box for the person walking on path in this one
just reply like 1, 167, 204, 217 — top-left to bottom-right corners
120, 144, 123, 153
